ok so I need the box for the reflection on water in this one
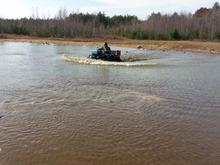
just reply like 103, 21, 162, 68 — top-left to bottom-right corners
0, 42, 220, 165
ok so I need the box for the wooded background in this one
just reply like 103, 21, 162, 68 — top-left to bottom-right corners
0, 2, 219, 40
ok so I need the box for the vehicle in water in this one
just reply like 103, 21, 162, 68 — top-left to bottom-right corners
88, 49, 122, 62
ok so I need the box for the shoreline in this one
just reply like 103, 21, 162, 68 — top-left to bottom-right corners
1, 34, 220, 55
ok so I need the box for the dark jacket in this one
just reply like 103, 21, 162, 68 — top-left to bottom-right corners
102, 44, 111, 54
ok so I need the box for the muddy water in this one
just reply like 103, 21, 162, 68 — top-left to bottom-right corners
0, 42, 220, 165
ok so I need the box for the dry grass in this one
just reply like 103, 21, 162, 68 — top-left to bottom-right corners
0, 34, 220, 55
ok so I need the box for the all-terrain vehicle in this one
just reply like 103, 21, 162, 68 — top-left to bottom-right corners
88, 49, 122, 62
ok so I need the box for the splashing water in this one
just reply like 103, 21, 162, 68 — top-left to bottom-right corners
63, 54, 158, 67
63, 49, 160, 66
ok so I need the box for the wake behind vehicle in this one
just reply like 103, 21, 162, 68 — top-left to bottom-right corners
88, 49, 122, 62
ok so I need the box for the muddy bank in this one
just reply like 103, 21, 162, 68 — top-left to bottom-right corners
0, 34, 220, 55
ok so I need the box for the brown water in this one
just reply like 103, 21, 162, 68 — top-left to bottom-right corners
0, 42, 220, 165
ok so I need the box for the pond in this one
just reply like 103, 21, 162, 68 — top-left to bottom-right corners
0, 41, 220, 164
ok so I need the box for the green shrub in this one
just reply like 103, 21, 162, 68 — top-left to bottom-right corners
187, 30, 199, 39
36, 27, 58, 37
128, 30, 148, 40
215, 32, 220, 40
168, 29, 181, 40
11, 26, 29, 35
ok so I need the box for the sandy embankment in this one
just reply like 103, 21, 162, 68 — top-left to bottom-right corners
0, 34, 220, 55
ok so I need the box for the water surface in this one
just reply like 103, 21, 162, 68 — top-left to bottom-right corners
0, 42, 220, 165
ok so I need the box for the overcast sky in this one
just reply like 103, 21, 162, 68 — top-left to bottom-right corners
0, 0, 219, 19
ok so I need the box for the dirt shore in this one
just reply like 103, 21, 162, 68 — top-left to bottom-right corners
1, 34, 220, 55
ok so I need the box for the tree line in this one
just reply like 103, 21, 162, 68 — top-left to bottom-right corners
0, 2, 220, 40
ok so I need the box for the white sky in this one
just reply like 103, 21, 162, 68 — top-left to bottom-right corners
0, 0, 219, 19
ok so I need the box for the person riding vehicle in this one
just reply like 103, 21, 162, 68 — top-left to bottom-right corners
89, 42, 121, 62
98, 42, 111, 54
